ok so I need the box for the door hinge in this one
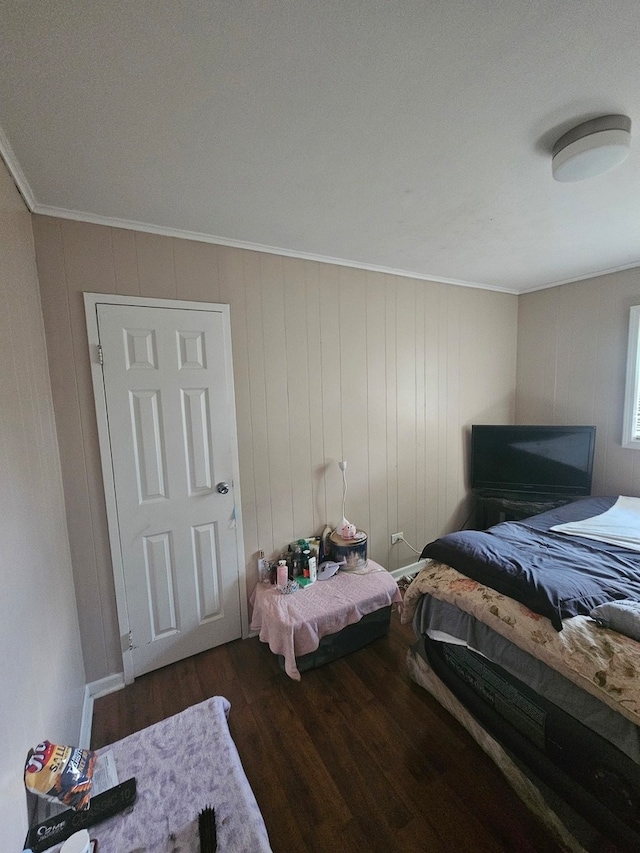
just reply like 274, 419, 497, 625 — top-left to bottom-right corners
121, 630, 133, 653
97, 344, 104, 366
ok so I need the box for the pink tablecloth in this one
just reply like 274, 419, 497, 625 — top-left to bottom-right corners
249, 561, 401, 680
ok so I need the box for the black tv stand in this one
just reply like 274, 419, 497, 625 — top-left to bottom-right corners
473, 492, 578, 530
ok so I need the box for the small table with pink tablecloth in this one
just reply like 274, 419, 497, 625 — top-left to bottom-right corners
249, 561, 401, 680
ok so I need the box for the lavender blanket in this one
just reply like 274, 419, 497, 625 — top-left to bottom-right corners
74, 697, 272, 852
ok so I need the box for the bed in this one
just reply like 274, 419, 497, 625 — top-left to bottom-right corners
401, 496, 640, 853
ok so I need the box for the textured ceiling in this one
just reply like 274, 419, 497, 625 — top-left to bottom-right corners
1, 1, 639, 293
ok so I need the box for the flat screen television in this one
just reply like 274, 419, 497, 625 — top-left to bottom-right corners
471, 424, 596, 498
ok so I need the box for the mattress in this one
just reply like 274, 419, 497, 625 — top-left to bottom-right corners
411, 597, 640, 849
413, 593, 640, 761
402, 559, 640, 727
402, 497, 640, 851
406, 644, 620, 853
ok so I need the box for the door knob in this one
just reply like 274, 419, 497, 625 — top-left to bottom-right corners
216, 482, 230, 494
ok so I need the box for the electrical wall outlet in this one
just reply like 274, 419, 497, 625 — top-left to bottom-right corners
391, 532, 403, 545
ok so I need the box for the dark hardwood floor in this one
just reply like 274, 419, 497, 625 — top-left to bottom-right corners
92, 610, 567, 852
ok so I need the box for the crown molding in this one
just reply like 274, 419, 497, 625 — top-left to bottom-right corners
8, 127, 634, 296
0, 124, 36, 210
31, 202, 519, 294
518, 260, 640, 294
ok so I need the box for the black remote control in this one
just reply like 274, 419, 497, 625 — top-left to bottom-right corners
25, 777, 137, 852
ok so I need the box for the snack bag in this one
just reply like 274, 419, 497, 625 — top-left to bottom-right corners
25, 740, 97, 811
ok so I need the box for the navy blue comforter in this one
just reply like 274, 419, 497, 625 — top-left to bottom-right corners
420, 496, 640, 630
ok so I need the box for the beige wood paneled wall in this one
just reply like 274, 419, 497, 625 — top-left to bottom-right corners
33, 215, 518, 681
0, 166, 85, 847
516, 268, 640, 496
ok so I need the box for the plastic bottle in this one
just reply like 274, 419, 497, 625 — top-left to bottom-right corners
308, 554, 317, 583
302, 549, 310, 578
258, 550, 270, 583
291, 547, 301, 577
277, 559, 288, 589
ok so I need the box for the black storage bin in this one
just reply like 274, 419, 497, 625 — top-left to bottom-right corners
277, 605, 392, 673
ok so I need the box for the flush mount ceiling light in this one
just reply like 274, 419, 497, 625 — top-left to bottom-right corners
552, 114, 632, 182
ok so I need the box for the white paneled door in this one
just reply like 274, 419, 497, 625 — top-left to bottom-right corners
87, 297, 245, 680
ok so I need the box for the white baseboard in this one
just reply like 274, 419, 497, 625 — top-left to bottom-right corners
89, 672, 126, 699
390, 559, 427, 580
79, 686, 93, 749
79, 672, 125, 749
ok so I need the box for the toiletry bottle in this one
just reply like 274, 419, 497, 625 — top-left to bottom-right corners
308, 554, 317, 583
292, 547, 301, 577
277, 560, 288, 589
302, 549, 310, 578
258, 550, 270, 583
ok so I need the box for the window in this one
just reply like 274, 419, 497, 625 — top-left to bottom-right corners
622, 305, 640, 448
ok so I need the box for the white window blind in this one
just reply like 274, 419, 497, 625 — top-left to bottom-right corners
622, 306, 640, 448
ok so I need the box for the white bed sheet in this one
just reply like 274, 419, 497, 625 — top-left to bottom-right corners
551, 495, 640, 551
